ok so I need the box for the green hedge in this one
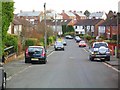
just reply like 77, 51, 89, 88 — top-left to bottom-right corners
25, 38, 38, 48
5, 34, 18, 52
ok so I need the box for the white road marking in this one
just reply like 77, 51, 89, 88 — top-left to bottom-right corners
6, 65, 32, 81
103, 62, 120, 72
6, 51, 54, 81
83, 48, 89, 52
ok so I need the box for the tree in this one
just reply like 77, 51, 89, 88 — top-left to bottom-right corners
2, 1, 14, 48
84, 10, 90, 18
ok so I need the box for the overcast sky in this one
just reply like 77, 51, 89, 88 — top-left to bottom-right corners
14, 0, 120, 14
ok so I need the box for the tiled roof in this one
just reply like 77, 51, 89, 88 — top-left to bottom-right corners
89, 12, 104, 18
41, 19, 72, 26
65, 12, 76, 17
75, 12, 86, 17
12, 17, 33, 27
17, 11, 40, 17
99, 18, 117, 26
75, 19, 102, 26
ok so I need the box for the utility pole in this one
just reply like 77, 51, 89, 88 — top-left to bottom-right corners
44, 3, 47, 49
55, 13, 57, 35
117, 12, 120, 58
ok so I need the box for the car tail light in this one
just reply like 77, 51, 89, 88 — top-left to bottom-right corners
41, 50, 45, 57
26, 48, 29, 57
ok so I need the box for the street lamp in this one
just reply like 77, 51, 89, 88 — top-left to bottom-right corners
44, 3, 47, 49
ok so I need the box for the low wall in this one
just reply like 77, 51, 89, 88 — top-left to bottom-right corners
4, 53, 17, 64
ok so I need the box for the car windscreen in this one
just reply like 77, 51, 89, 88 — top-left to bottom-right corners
56, 42, 63, 46
94, 43, 108, 48
28, 47, 43, 54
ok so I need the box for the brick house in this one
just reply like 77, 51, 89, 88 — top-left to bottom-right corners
17, 10, 41, 25
98, 18, 118, 39
61, 10, 76, 26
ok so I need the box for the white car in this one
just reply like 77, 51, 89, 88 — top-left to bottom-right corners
89, 42, 110, 61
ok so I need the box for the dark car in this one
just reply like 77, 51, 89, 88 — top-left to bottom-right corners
89, 42, 110, 61
25, 46, 47, 64
0, 63, 6, 90
54, 41, 64, 51
75, 36, 81, 42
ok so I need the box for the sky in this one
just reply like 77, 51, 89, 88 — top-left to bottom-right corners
13, 0, 120, 14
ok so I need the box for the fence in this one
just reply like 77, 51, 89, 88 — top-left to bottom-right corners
2, 46, 16, 63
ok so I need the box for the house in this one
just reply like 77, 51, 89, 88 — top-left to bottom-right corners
74, 19, 104, 35
73, 11, 87, 21
17, 10, 41, 25
61, 10, 76, 26
40, 10, 63, 22
89, 12, 107, 20
8, 17, 33, 36
98, 17, 118, 39
41, 19, 71, 35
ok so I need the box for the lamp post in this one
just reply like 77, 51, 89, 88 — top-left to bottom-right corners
44, 3, 47, 49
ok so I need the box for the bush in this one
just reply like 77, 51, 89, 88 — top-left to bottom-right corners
25, 38, 38, 48
5, 34, 18, 52
84, 34, 92, 41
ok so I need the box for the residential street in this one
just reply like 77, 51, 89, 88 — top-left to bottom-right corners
5, 39, 118, 88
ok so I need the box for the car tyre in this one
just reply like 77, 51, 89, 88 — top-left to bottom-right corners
106, 57, 110, 61
25, 58, 31, 63
89, 56, 94, 61
2, 73, 6, 90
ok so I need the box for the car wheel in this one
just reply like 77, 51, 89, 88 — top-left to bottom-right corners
2, 73, 6, 90
89, 56, 94, 61
106, 57, 110, 61
43, 60, 46, 64
25, 58, 31, 63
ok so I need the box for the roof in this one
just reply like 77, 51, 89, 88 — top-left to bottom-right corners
75, 19, 103, 26
89, 12, 104, 18
17, 11, 40, 17
99, 18, 117, 26
41, 19, 72, 26
75, 12, 86, 17
12, 17, 33, 27
65, 11, 76, 17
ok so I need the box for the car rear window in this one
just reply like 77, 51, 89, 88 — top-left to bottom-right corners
28, 47, 43, 54
94, 43, 108, 48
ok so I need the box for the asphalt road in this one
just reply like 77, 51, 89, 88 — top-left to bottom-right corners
6, 39, 118, 88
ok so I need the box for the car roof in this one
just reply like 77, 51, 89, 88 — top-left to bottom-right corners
93, 42, 108, 46
28, 46, 44, 48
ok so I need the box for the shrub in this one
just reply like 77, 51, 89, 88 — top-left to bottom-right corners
84, 34, 92, 41
25, 38, 38, 48
5, 34, 18, 52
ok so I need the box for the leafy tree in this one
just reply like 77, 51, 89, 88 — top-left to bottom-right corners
2, 1, 14, 49
84, 10, 90, 17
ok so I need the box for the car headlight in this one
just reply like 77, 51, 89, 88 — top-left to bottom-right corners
91, 52, 94, 54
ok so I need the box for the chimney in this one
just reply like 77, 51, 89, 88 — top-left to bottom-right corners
20, 10, 22, 13
33, 10, 35, 12
62, 10, 65, 13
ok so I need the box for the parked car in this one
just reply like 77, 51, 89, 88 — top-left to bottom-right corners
25, 46, 47, 64
65, 35, 73, 39
0, 62, 6, 90
54, 41, 64, 51
75, 36, 81, 42
79, 41, 87, 47
89, 42, 110, 61
62, 39, 67, 46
